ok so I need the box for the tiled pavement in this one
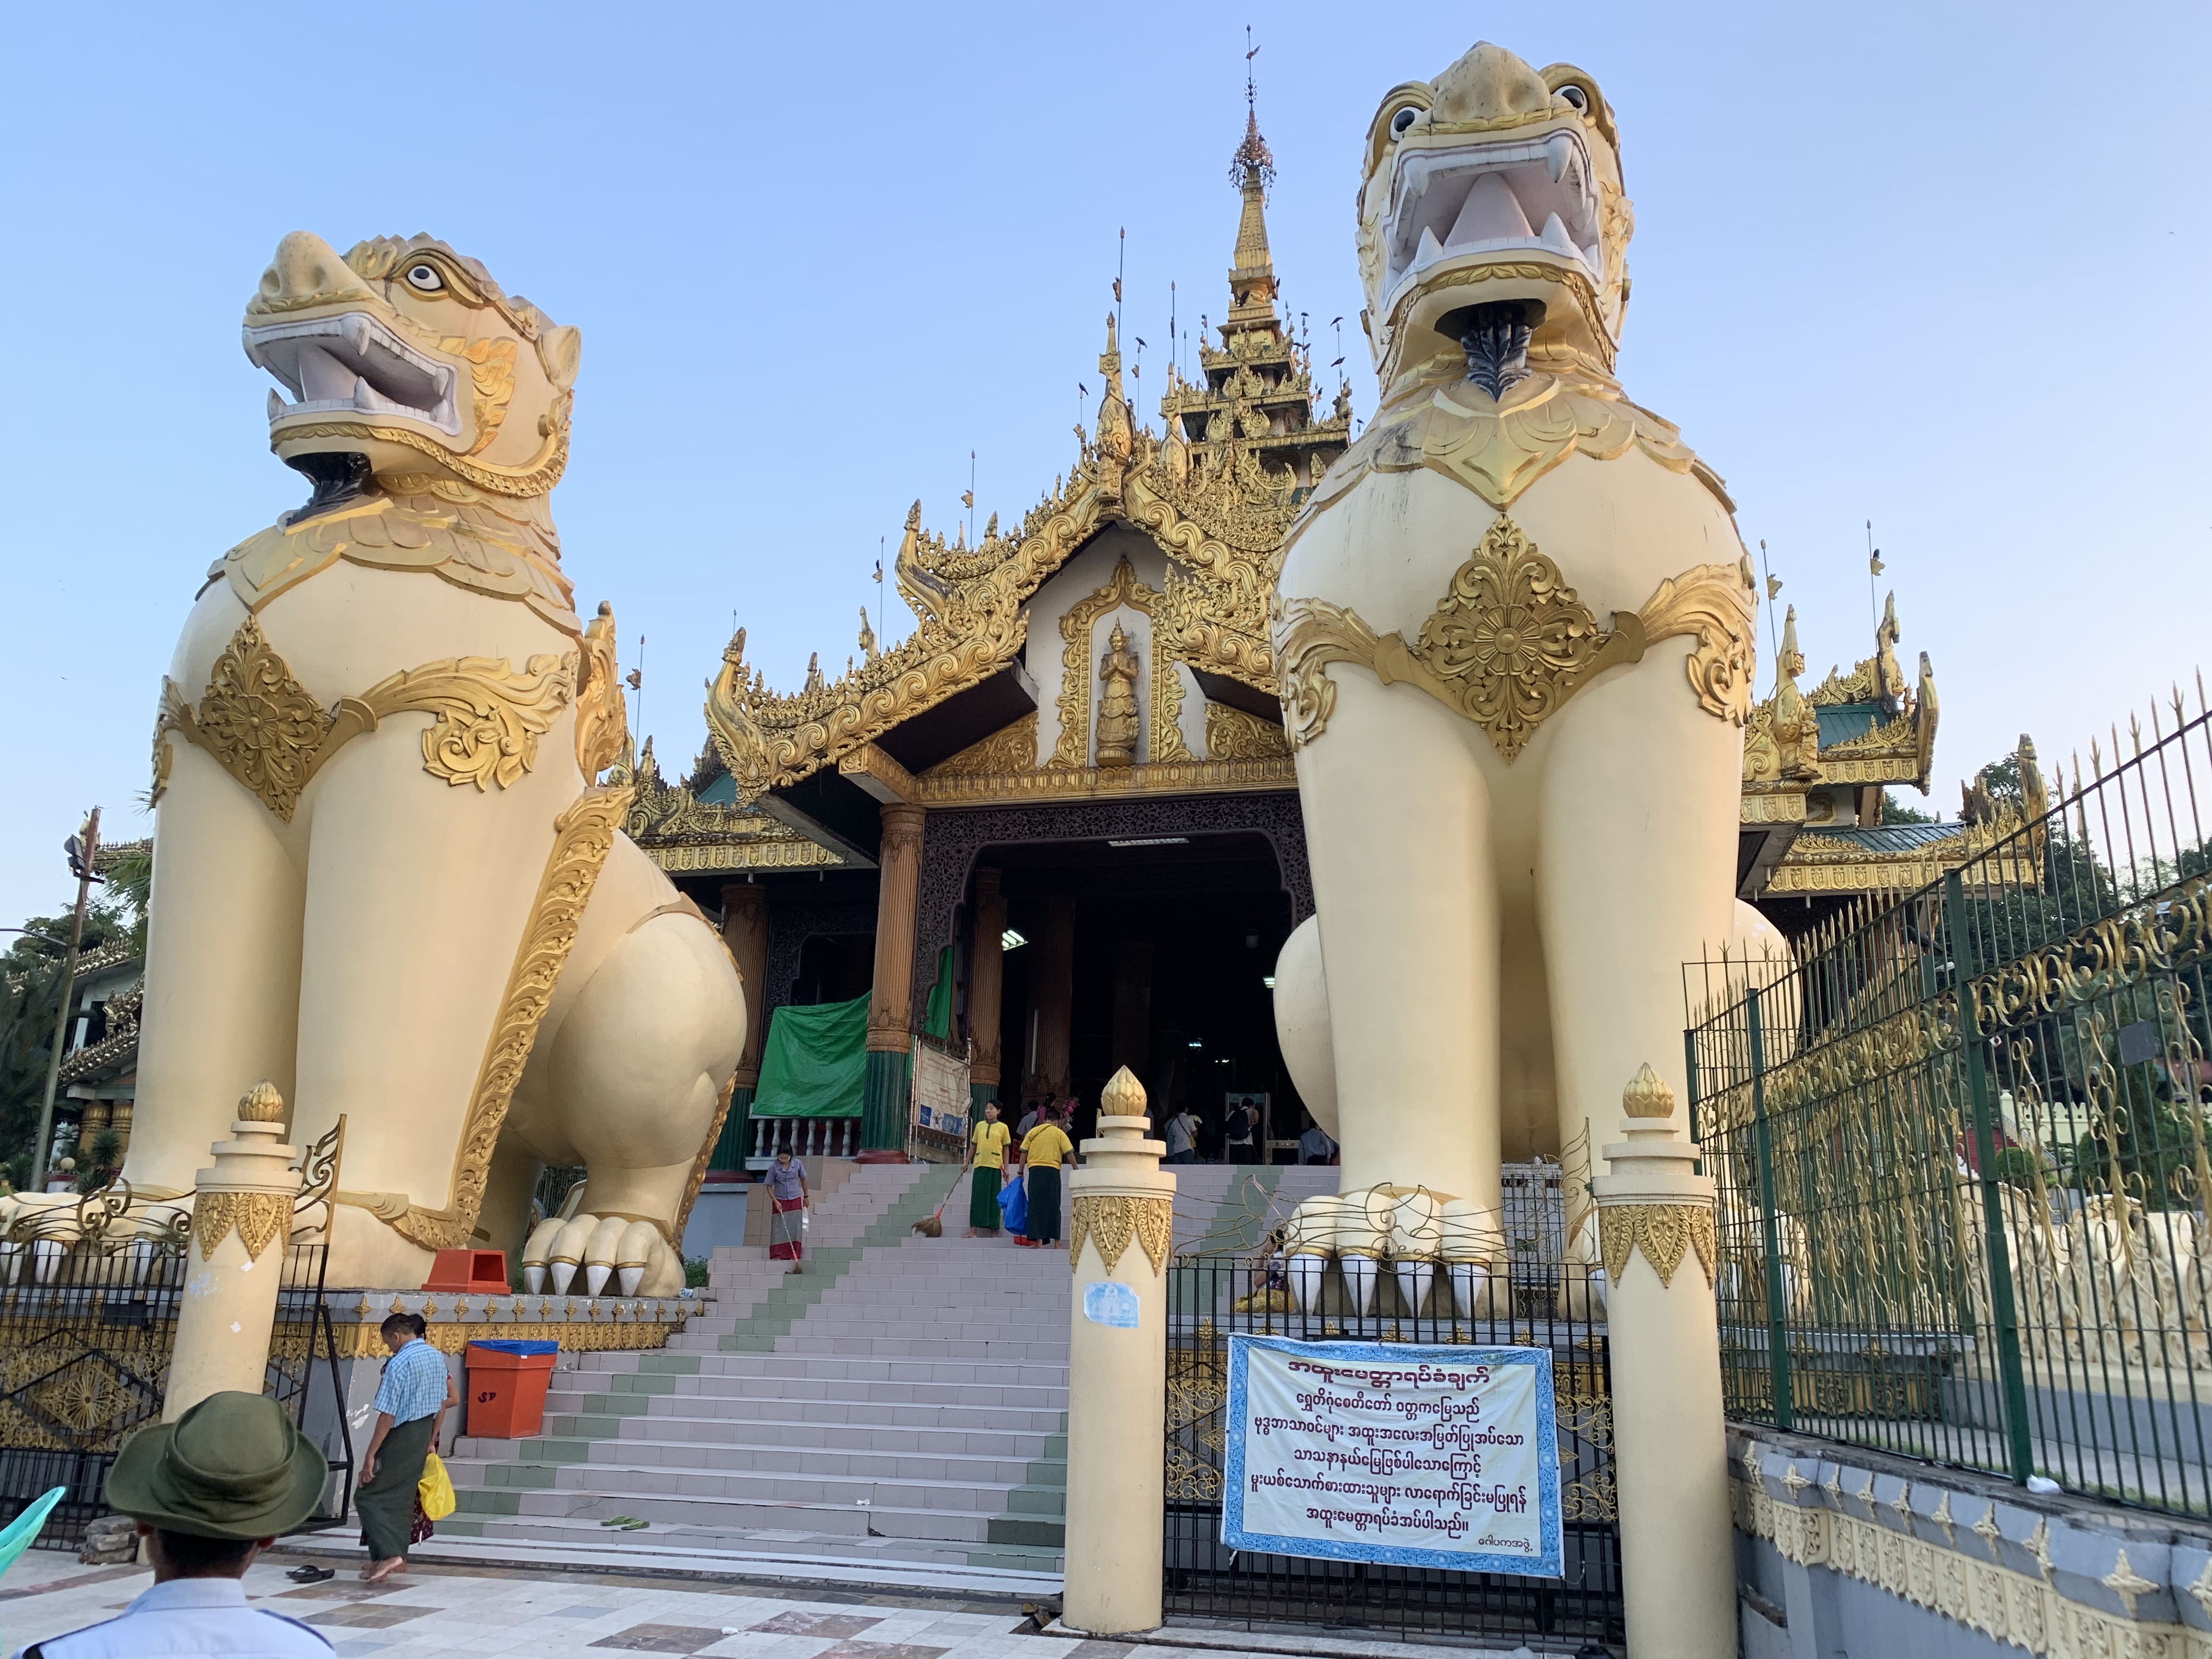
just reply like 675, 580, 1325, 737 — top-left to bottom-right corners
0, 1550, 1545, 1658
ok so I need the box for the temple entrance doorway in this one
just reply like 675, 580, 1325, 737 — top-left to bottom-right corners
986, 831, 1311, 1155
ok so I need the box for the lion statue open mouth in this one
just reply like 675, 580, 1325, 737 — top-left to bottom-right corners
1357, 43, 1629, 392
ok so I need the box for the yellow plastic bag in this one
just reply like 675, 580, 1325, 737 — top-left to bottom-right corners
417, 1451, 455, 1522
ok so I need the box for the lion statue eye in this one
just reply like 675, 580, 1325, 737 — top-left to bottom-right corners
1556, 86, 1589, 111
404, 263, 444, 292
1389, 106, 1420, 138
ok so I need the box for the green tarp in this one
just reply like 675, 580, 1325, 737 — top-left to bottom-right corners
923, 945, 953, 1041
751, 992, 868, 1118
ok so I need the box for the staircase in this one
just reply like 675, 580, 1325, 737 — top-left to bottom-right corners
441, 1158, 1339, 1576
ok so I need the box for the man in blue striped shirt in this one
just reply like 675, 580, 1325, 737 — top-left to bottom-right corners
356, 1314, 452, 1582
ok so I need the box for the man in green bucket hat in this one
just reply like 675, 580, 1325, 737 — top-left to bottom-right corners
12, 1391, 331, 1657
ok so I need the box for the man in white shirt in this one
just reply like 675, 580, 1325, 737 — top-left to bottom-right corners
1163, 1108, 1201, 1165
16, 1390, 330, 1657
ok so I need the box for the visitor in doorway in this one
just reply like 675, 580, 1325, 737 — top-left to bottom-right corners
356, 1311, 449, 1583
1163, 1105, 1201, 1165
23, 1391, 330, 1658
1015, 1098, 1041, 1139
1299, 1121, 1339, 1165
1224, 1099, 1260, 1164
968, 1103, 1011, 1237
768, 1149, 809, 1268
1019, 1105, 1075, 1249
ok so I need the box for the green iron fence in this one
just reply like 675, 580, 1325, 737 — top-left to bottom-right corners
1688, 686, 2212, 1515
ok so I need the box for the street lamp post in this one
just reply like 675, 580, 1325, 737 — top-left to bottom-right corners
31, 808, 101, 1191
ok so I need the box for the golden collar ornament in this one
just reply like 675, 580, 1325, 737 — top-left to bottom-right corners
1279, 515, 1757, 760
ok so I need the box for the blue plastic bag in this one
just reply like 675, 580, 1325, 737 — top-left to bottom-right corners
998, 1172, 1028, 1235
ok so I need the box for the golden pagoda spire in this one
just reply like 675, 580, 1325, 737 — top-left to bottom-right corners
1227, 103, 1280, 322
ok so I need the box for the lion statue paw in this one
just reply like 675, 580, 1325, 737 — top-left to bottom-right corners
519, 1212, 682, 1299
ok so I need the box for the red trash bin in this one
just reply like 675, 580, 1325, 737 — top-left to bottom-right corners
465, 1340, 558, 1438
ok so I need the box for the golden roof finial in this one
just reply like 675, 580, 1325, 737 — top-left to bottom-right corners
803, 652, 824, 695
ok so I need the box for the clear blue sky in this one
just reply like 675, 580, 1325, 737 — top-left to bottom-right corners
4, 1, 2207, 926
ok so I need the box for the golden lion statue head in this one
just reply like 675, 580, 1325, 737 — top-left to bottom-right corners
244, 232, 581, 498
1357, 42, 1630, 388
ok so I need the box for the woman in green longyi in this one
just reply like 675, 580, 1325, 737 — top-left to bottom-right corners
968, 1102, 1011, 1235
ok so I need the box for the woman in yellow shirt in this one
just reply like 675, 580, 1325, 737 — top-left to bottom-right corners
1018, 1105, 1076, 1248
968, 1103, 1012, 1237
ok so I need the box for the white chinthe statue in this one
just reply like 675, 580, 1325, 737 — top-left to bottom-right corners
1269, 42, 1760, 1305
101, 232, 742, 1296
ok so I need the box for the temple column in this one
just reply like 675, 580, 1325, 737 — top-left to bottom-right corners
716, 881, 770, 1173
861, 803, 926, 1158
1032, 894, 1075, 1099
968, 867, 1006, 1113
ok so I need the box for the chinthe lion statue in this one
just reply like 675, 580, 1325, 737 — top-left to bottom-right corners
1268, 42, 1761, 1308
68, 232, 743, 1295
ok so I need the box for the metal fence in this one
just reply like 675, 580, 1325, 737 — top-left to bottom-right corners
0, 1188, 352, 1548
1689, 685, 2212, 1515
1163, 1252, 1622, 1648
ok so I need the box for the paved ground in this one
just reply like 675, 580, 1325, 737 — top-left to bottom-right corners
0, 1548, 1550, 1658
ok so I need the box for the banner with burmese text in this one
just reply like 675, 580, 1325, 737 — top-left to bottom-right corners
1222, 1335, 1562, 1576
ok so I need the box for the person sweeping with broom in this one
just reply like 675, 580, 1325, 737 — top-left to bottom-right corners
966, 1102, 1011, 1237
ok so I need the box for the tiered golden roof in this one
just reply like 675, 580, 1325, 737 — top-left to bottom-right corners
702, 111, 1350, 806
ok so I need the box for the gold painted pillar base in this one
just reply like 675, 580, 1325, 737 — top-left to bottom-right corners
1590, 1068, 1731, 1659
164, 1084, 304, 1420
1062, 1068, 1173, 1635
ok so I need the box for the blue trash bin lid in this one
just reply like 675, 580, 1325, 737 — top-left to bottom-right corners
466, 1339, 558, 1356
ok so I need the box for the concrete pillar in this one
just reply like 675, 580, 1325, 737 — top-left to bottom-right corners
718, 882, 770, 1165
1592, 1064, 1733, 1659
968, 868, 1006, 1112
1111, 940, 1152, 1082
1032, 895, 1075, 1099
861, 803, 926, 1157
163, 1081, 302, 1420
1062, 1065, 1172, 1635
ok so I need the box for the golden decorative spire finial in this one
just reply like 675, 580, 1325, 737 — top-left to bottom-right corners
1101, 1064, 1148, 1118
237, 1081, 286, 1122
1622, 1063, 1674, 1119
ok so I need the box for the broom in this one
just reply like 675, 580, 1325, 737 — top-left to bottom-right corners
913, 1155, 973, 1238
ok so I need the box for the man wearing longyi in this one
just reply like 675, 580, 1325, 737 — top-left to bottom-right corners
12, 1390, 331, 1657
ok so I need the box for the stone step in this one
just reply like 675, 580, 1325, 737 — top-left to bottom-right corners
449, 1436, 1063, 1494
557, 1355, 1068, 1386
435, 1511, 1065, 1572
578, 1396, 1067, 1433
455, 1478, 1063, 1542
464, 1419, 1062, 1462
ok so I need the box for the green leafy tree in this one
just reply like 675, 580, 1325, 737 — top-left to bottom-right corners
0, 899, 134, 1177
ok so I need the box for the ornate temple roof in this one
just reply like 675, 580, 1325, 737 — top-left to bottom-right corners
696, 109, 1351, 816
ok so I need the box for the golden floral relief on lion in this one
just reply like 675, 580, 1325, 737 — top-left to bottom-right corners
1278, 515, 1754, 758
154, 615, 575, 821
